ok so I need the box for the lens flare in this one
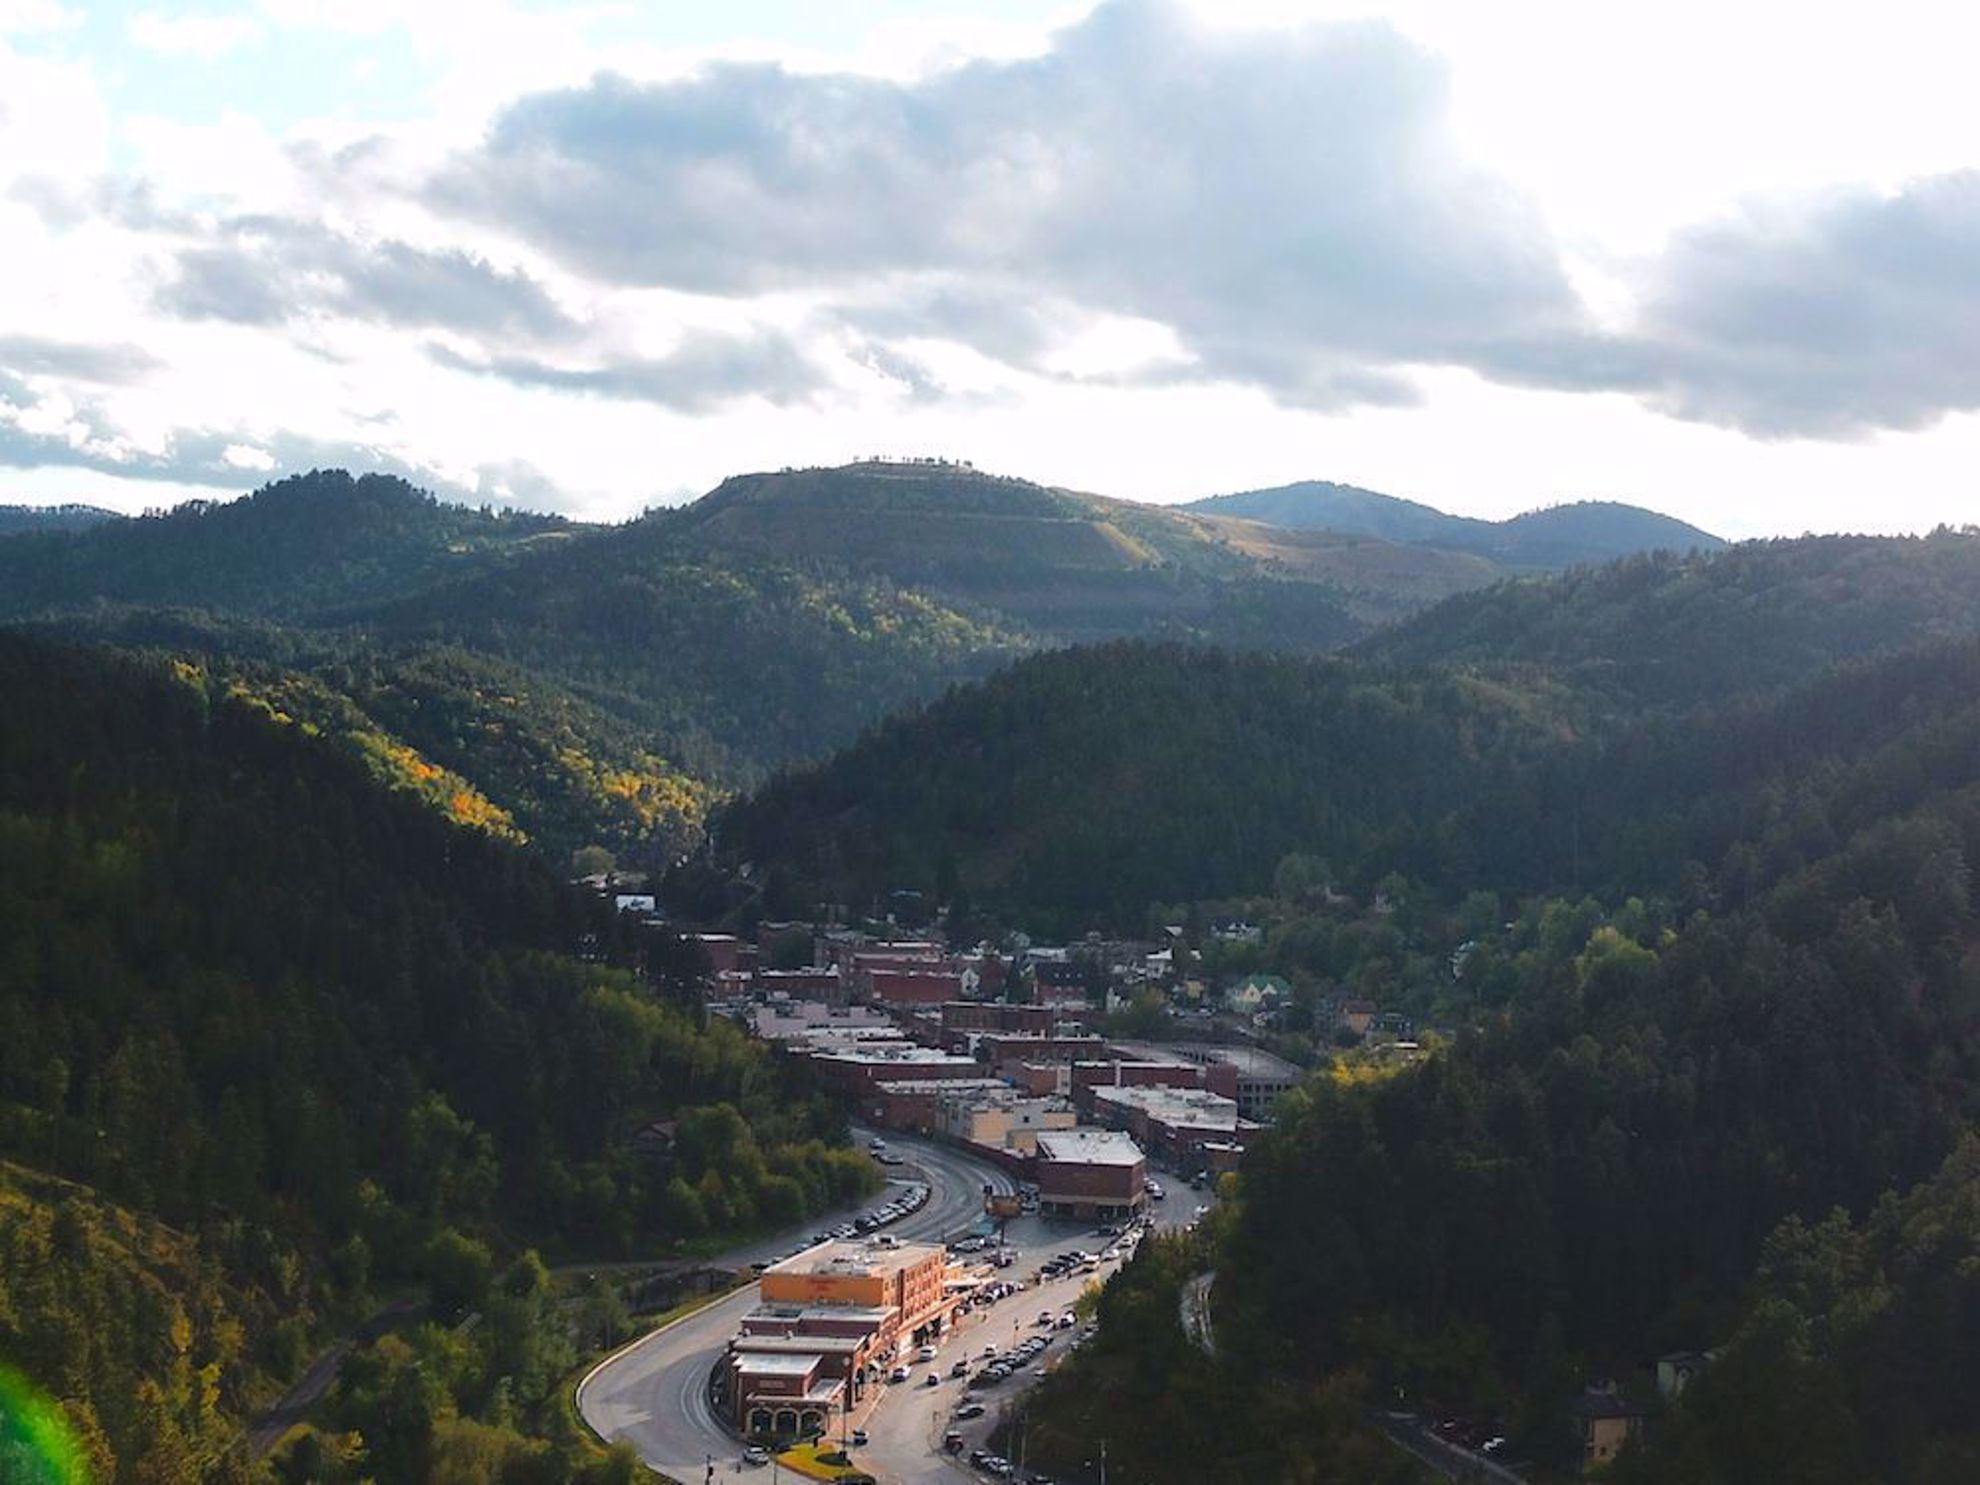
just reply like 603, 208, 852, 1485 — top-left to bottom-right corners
0, 1366, 90, 1485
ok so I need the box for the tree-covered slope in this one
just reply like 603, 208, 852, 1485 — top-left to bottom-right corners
362, 515, 1033, 783
0, 465, 1504, 867
671, 461, 1495, 641
1210, 640, 1980, 1477
0, 633, 874, 1480
708, 641, 1571, 932
0, 471, 571, 621
0, 503, 121, 537
1358, 531, 1980, 709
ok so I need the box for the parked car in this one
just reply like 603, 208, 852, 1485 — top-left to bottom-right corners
916, 1344, 938, 1362
889, 1365, 911, 1382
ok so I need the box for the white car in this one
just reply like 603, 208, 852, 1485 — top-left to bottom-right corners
743, 1446, 770, 1467
916, 1344, 938, 1362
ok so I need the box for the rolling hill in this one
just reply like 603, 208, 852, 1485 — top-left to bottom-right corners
0, 464, 1526, 868
1358, 530, 1980, 708
672, 460, 1500, 637
1187, 479, 1723, 568
0, 470, 571, 620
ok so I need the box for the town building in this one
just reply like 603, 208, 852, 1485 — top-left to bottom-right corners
864, 1077, 1009, 1133
1070, 1057, 1241, 1107
867, 967, 965, 1005
938, 1090, 1077, 1154
1087, 1084, 1255, 1166
758, 1240, 952, 1354
1033, 1129, 1147, 1220
1571, 1384, 1647, 1470
808, 1045, 986, 1096
1106, 1041, 1301, 1121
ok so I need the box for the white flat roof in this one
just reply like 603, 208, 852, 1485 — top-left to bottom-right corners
766, 1239, 946, 1278
1035, 1129, 1145, 1167
1091, 1084, 1240, 1126
736, 1353, 823, 1377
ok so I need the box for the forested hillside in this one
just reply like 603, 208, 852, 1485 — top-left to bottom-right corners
0, 634, 875, 1482
0, 464, 1519, 871
0, 504, 120, 538
1360, 530, 1980, 707
1210, 638, 1980, 1479
0, 472, 570, 619
709, 642, 1571, 932
711, 571, 1980, 1480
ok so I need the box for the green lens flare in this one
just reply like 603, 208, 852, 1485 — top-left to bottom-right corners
0, 1366, 90, 1485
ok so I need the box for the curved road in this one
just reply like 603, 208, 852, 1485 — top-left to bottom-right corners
576, 1130, 1014, 1481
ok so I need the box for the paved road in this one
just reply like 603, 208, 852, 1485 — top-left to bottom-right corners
576, 1129, 1015, 1482
247, 1294, 424, 1458
1179, 1271, 1216, 1358
859, 1186, 1210, 1484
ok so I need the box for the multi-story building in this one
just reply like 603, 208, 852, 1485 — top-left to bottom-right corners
1034, 1129, 1147, 1220
1105, 1041, 1302, 1121
1087, 1083, 1256, 1166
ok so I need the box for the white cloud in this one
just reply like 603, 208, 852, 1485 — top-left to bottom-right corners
128, 10, 265, 60
4, 0, 1980, 535
221, 442, 274, 469
0, 1, 75, 36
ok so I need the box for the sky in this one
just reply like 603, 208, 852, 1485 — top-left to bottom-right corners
3, 2, 1980, 536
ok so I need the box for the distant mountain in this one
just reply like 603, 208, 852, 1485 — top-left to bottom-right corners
0, 501, 122, 537
0, 469, 571, 619
0, 461, 1725, 871
1186, 480, 1723, 569
673, 460, 1499, 639
1490, 500, 1727, 567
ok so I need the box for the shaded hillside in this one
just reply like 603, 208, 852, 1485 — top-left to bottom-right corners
0, 632, 875, 1478
1189, 479, 1722, 568
1358, 531, 1980, 709
0, 502, 121, 537
714, 609, 1980, 941
362, 520, 1030, 783
1493, 499, 1725, 567
0, 470, 571, 620
709, 642, 1569, 932
1212, 639, 1980, 1481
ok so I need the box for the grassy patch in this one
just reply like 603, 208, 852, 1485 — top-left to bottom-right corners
774, 1440, 876, 1482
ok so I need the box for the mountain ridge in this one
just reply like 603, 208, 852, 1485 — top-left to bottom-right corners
1186, 479, 1724, 568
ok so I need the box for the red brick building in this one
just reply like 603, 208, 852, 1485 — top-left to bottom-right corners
1034, 1129, 1147, 1220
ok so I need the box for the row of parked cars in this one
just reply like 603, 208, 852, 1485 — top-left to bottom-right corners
816, 1180, 931, 1243
971, 1328, 1056, 1388
751, 1181, 933, 1273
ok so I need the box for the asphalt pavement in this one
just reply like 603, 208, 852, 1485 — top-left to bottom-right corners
575, 1129, 1016, 1481
576, 1130, 1212, 1484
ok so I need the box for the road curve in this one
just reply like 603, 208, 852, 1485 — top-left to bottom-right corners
576, 1129, 1014, 1481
